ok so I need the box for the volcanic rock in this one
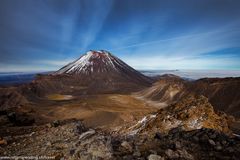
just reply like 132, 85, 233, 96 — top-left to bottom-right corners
148, 154, 164, 160
121, 141, 133, 153
126, 96, 230, 135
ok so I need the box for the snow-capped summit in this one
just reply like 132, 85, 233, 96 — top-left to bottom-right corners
54, 50, 153, 92
54, 50, 136, 75
55, 50, 123, 74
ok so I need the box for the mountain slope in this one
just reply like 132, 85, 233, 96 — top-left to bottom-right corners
137, 75, 240, 117
55, 50, 151, 83
187, 78, 240, 117
125, 96, 230, 136
136, 74, 186, 106
21, 50, 153, 96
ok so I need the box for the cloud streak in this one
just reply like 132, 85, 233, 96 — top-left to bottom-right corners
0, 0, 240, 71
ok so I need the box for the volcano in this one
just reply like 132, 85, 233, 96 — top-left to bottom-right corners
52, 50, 152, 91
28, 50, 153, 95
55, 50, 147, 78
55, 50, 129, 75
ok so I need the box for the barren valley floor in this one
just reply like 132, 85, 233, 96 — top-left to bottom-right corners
30, 94, 159, 130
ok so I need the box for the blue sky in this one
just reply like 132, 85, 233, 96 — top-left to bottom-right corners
0, 0, 240, 72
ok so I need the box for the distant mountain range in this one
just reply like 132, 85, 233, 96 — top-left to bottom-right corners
141, 69, 240, 79
1, 69, 240, 86
0, 72, 50, 85
0, 52, 239, 86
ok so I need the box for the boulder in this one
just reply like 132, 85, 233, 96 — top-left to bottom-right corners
177, 149, 194, 160
165, 149, 179, 159
148, 154, 164, 160
51, 120, 60, 127
208, 139, 216, 146
79, 129, 96, 140
121, 141, 133, 153
75, 122, 87, 134
174, 141, 181, 149
0, 138, 7, 145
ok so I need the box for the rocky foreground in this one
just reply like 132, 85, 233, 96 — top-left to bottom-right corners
0, 119, 240, 160
0, 96, 240, 159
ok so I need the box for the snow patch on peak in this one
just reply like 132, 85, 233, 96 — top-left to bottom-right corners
86, 51, 94, 56
55, 50, 120, 74
89, 50, 110, 55
66, 52, 93, 73
54, 49, 146, 78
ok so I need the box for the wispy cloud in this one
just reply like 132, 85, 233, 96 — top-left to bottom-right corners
37, 59, 74, 66
109, 28, 239, 52
124, 52, 240, 70
0, 0, 240, 71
